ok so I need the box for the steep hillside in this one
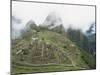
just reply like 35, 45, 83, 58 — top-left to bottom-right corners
66, 28, 96, 68
11, 25, 92, 74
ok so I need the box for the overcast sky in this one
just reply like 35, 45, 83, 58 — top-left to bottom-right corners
12, 1, 95, 32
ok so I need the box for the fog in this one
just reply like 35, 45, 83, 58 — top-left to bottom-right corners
12, 1, 95, 33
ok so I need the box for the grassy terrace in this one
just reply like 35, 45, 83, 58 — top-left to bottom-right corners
11, 63, 86, 75
11, 30, 95, 75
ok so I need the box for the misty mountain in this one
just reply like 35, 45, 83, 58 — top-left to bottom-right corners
12, 15, 96, 74
42, 12, 63, 29
66, 23, 96, 55
41, 12, 66, 34
24, 20, 37, 31
12, 15, 96, 55
12, 24, 94, 74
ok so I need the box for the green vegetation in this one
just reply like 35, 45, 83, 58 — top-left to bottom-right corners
81, 49, 96, 69
11, 64, 77, 75
11, 23, 96, 74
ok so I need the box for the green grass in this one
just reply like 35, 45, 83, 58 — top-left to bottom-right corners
12, 63, 84, 75
11, 30, 95, 74
81, 49, 96, 69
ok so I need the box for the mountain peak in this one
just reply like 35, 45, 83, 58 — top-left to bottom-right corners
42, 12, 62, 29
86, 22, 96, 36
25, 20, 36, 30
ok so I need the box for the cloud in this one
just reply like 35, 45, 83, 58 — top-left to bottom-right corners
12, 1, 95, 32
